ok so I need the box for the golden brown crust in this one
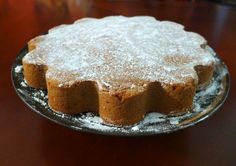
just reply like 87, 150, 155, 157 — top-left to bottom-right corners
23, 35, 48, 88
145, 81, 196, 115
98, 80, 196, 125
22, 62, 47, 89
194, 65, 214, 88
22, 18, 215, 125
99, 90, 147, 125
22, 37, 213, 125
47, 79, 99, 114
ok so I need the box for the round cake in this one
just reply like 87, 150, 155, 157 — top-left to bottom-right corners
22, 16, 216, 125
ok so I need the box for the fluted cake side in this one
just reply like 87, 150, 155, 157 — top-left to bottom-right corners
22, 16, 215, 125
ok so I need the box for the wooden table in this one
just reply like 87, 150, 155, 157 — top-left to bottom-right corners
0, 0, 236, 165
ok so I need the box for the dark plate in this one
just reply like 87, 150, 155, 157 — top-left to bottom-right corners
11, 46, 230, 136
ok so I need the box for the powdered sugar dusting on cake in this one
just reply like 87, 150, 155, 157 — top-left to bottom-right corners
23, 16, 216, 90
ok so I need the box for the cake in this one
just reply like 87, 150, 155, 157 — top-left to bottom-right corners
22, 16, 216, 125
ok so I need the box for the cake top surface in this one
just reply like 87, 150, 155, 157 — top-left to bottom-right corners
23, 16, 215, 90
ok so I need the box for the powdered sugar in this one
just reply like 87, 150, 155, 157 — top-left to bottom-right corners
79, 113, 115, 131
169, 118, 179, 125
23, 16, 216, 90
74, 112, 167, 132
32, 90, 48, 107
20, 81, 27, 87
14, 65, 22, 73
131, 112, 166, 131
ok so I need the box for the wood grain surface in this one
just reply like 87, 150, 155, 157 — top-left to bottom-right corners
0, 0, 236, 165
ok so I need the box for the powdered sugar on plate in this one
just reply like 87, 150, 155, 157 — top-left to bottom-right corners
20, 81, 27, 87
14, 65, 22, 73
31, 90, 48, 107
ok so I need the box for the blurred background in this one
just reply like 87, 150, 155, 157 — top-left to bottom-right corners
1, 0, 235, 58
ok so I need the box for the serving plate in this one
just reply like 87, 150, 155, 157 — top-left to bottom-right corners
12, 46, 230, 136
